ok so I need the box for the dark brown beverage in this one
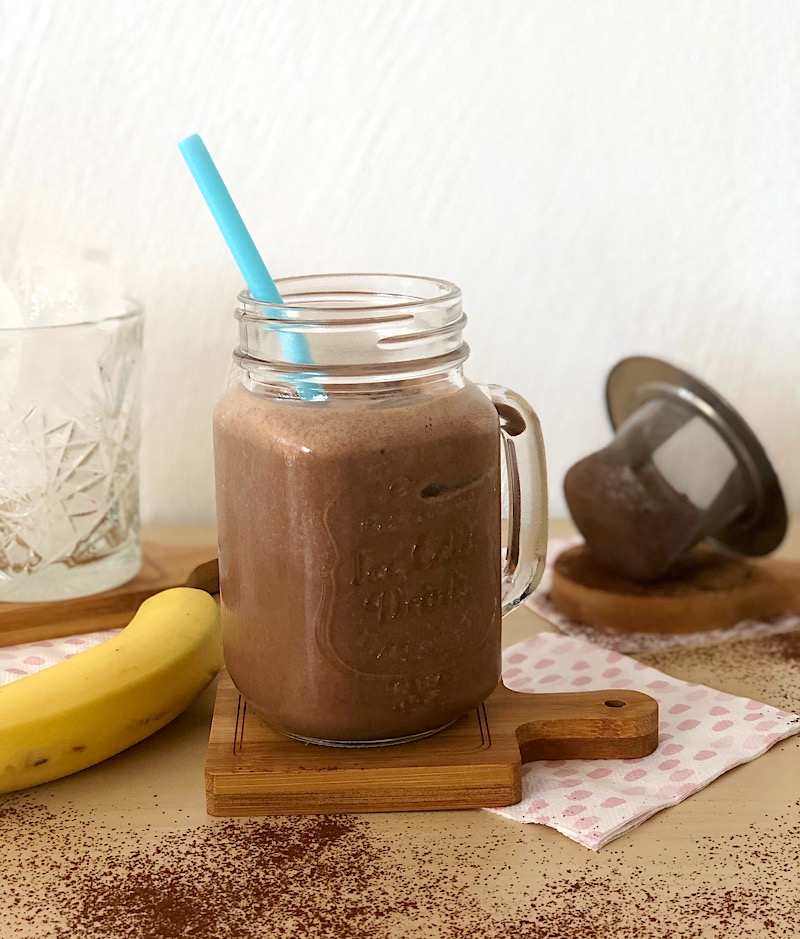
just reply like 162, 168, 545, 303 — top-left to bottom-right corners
214, 380, 502, 744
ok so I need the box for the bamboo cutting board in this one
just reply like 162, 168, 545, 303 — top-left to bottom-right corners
0, 544, 218, 647
205, 670, 659, 816
551, 544, 800, 634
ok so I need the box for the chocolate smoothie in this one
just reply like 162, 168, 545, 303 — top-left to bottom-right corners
213, 380, 502, 744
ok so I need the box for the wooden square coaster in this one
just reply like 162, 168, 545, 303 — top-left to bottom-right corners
0, 543, 218, 647
205, 670, 658, 817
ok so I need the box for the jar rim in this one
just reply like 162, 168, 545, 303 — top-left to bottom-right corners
237, 272, 461, 317
234, 273, 468, 387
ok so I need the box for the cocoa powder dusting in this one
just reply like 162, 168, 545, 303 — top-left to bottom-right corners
774, 629, 800, 664
3, 791, 799, 938
641, 627, 800, 712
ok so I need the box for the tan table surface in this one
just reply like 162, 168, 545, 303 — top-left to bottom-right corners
3, 520, 799, 938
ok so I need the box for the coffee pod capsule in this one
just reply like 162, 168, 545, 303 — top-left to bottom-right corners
564, 355, 787, 581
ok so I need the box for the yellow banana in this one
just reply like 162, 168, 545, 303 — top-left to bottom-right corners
0, 587, 222, 794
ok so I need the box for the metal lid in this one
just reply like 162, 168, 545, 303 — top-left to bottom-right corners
606, 356, 787, 557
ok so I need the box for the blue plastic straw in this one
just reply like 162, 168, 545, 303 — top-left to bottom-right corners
178, 134, 321, 398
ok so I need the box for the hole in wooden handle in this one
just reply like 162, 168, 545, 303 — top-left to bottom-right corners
509, 688, 660, 766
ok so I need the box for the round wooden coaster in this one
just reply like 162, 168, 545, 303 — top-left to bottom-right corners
551, 544, 800, 634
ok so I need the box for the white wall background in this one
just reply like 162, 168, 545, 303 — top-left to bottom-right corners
1, 0, 798, 524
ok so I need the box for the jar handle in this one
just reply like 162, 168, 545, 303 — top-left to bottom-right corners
481, 384, 548, 615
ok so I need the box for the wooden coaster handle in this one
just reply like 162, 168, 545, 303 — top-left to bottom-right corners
510, 688, 659, 763
185, 558, 220, 593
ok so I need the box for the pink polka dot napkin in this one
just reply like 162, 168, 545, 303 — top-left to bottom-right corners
0, 629, 122, 687
490, 632, 800, 850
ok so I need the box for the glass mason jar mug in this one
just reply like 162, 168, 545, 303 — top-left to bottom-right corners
213, 274, 547, 746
